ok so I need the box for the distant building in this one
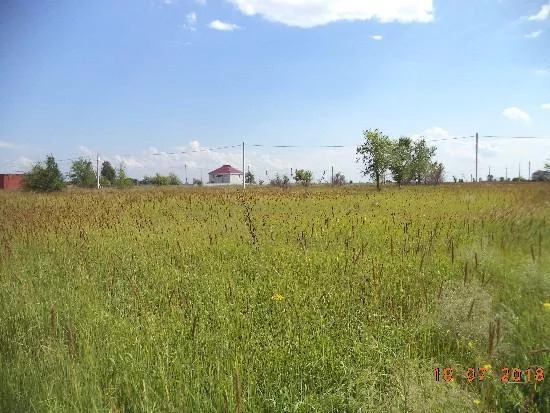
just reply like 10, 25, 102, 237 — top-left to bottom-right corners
0, 174, 25, 191
208, 165, 243, 185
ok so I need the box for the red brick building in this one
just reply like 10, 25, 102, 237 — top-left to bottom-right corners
0, 174, 25, 191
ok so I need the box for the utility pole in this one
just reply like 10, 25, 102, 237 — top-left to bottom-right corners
96, 154, 100, 189
331, 166, 334, 185
184, 163, 188, 184
488, 166, 491, 181
475, 132, 478, 182
518, 163, 521, 180
505, 166, 508, 181
528, 161, 531, 181
242, 141, 245, 189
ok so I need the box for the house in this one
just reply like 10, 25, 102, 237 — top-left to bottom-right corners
0, 174, 25, 191
208, 165, 243, 185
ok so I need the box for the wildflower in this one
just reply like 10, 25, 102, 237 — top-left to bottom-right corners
468, 341, 474, 348
543, 302, 550, 310
271, 293, 284, 301
474, 399, 481, 405
482, 363, 491, 371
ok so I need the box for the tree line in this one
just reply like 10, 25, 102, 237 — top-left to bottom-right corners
19, 128, 549, 191
356, 129, 444, 190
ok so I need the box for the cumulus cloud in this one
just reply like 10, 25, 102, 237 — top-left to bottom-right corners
525, 30, 542, 38
528, 2, 550, 21
502, 107, 531, 123
227, 0, 434, 28
542, 103, 550, 110
208, 20, 241, 31
371, 34, 383, 40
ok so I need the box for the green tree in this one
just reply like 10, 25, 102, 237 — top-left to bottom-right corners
332, 172, 346, 186
101, 161, 116, 184
426, 162, 445, 184
24, 155, 66, 192
245, 171, 255, 184
356, 129, 393, 191
410, 139, 436, 184
115, 163, 134, 188
69, 158, 96, 187
168, 173, 181, 185
294, 169, 313, 186
389, 137, 413, 187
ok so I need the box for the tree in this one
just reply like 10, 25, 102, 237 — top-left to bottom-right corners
270, 174, 290, 187
389, 137, 413, 187
192, 178, 203, 186
24, 155, 66, 192
532, 170, 550, 181
332, 172, 346, 186
294, 169, 313, 186
168, 173, 181, 185
356, 129, 393, 191
115, 163, 134, 188
245, 171, 256, 184
487, 174, 494, 182
410, 139, 436, 184
101, 161, 116, 184
69, 158, 96, 187
426, 162, 445, 184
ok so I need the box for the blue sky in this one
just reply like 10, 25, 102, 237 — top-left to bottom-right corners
1, 0, 549, 182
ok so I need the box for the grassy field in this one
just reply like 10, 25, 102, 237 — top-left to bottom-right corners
0, 183, 549, 412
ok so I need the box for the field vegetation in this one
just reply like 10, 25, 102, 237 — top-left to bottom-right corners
1, 183, 549, 412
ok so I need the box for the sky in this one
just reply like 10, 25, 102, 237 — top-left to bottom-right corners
1, 0, 549, 183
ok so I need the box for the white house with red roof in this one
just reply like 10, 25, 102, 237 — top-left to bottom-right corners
208, 164, 244, 185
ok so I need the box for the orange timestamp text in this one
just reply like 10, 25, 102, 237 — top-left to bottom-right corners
434, 367, 544, 383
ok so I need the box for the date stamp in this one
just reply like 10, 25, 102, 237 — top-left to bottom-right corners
434, 367, 545, 383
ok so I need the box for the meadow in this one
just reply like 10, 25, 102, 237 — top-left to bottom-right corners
0, 183, 549, 412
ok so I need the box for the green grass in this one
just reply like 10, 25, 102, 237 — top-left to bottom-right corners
0, 183, 549, 412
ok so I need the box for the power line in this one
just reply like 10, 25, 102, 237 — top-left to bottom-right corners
152, 144, 241, 156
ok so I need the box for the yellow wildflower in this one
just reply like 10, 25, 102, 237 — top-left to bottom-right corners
482, 364, 491, 371
468, 341, 474, 348
543, 303, 550, 310
474, 399, 481, 405
271, 293, 284, 301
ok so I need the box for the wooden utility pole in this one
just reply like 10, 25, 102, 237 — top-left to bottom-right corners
242, 141, 245, 189
331, 166, 334, 184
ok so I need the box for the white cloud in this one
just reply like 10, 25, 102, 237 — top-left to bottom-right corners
78, 145, 94, 157
535, 69, 549, 75
228, 0, 434, 28
195, 0, 206, 4
184, 12, 198, 31
0, 140, 19, 150
502, 107, 531, 123
371, 34, 383, 40
187, 12, 197, 25
528, 2, 550, 21
541, 103, 550, 110
525, 30, 542, 38
208, 19, 241, 31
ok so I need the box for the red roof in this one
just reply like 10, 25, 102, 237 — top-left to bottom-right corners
209, 165, 243, 175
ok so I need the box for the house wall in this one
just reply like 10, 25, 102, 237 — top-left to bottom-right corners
229, 174, 243, 185
0, 174, 25, 191
208, 173, 243, 184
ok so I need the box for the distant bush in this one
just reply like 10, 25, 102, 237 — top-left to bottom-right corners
24, 155, 66, 192
270, 174, 290, 187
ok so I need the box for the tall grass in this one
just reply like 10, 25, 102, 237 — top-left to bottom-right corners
0, 184, 549, 412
